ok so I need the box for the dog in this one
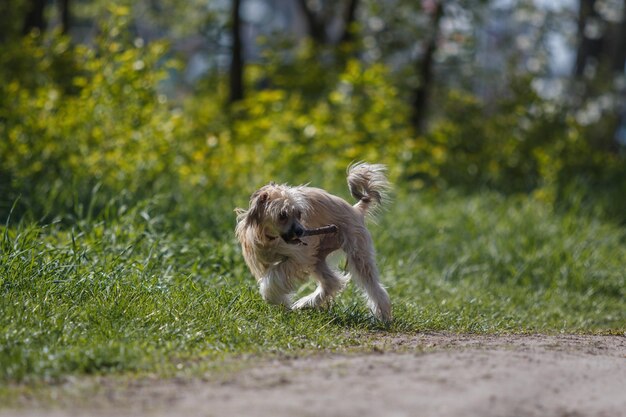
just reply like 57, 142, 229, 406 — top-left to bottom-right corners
235, 162, 392, 322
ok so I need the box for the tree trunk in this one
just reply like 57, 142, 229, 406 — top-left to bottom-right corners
297, 0, 327, 44
340, 0, 359, 44
59, 0, 71, 35
411, 1, 444, 134
229, 0, 244, 103
574, 0, 626, 77
574, 0, 602, 78
610, 0, 626, 73
22, 0, 46, 35
573, 0, 626, 151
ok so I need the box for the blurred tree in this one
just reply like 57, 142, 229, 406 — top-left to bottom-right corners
340, 0, 360, 44
4, 0, 70, 38
574, 0, 626, 81
296, 0, 361, 46
297, 0, 328, 43
22, 0, 46, 35
411, 0, 444, 133
229, 0, 244, 103
0, 0, 27, 41
59, 0, 71, 35
573, 0, 626, 151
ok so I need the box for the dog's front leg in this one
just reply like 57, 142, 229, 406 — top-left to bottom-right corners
258, 268, 294, 307
292, 261, 347, 310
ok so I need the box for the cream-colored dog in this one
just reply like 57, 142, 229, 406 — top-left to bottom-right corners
235, 163, 392, 322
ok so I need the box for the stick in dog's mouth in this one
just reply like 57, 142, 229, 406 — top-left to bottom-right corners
285, 224, 338, 245
301, 224, 338, 237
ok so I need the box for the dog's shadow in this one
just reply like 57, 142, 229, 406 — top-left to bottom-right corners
294, 301, 392, 332
328, 305, 392, 331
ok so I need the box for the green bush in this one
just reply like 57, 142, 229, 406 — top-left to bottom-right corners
1, 12, 624, 224
1, 13, 412, 221
150, 57, 413, 228
0, 7, 186, 220
403, 79, 626, 221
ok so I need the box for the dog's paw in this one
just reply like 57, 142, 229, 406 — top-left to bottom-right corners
292, 295, 317, 310
367, 296, 392, 323
292, 289, 327, 310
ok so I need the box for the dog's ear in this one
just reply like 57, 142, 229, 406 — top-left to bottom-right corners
247, 190, 268, 224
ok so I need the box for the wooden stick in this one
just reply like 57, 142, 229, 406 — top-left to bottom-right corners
300, 224, 338, 237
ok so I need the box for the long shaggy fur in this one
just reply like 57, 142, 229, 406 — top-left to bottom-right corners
235, 162, 392, 322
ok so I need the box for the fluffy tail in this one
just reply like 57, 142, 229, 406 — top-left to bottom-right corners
347, 162, 390, 216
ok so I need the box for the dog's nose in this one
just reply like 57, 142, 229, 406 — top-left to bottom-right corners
294, 224, 305, 238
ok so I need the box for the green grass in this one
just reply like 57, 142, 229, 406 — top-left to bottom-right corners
1, 191, 624, 385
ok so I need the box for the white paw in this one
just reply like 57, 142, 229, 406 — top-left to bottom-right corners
292, 293, 320, 310
292, 285, 332, 310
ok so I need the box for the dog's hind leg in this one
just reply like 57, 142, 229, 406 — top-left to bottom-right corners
346, 244, 392, 322
292, 261, 347, 310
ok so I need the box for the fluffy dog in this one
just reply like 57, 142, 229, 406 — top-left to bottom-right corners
235, 162, 392, 322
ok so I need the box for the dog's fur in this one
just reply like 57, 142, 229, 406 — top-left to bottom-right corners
235, 163, 392, 322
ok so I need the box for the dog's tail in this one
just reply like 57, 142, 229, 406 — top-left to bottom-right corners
347, 162, 390, 217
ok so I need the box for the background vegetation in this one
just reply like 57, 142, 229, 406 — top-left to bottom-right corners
1, 0, 624, 385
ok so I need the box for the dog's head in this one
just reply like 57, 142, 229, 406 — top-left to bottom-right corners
237, 183, 309, 244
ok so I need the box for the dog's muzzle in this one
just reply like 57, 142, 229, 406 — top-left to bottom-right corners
281, 223, 305, 244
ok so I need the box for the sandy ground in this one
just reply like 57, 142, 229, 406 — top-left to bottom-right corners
3, 333, 626, 417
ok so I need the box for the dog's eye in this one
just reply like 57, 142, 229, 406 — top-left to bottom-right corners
296, 211, 302, 220
279, 211, 288, 221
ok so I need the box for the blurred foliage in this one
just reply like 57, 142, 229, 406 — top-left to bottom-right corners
404, 78, 626, 220
1, 9, 625, 225
0, 0, 28, 41
1, 7, 185, 219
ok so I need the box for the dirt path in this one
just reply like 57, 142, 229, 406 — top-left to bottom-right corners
4, 333, 626, 417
